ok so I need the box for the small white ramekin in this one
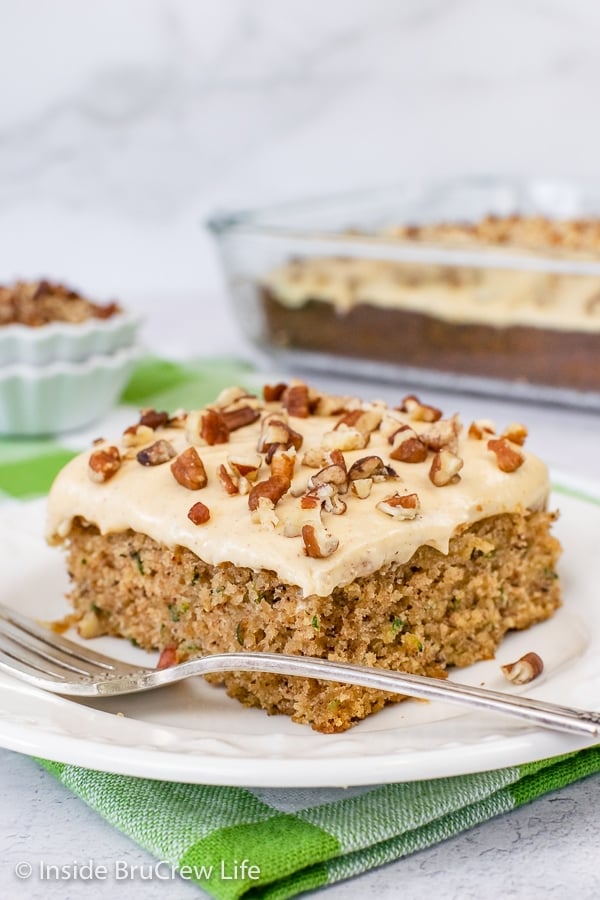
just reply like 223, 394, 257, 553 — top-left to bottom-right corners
0, 312, 141, 366
0, 345, 140, 436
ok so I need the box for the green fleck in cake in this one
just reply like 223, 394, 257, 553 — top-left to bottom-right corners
46, 382, 561, 733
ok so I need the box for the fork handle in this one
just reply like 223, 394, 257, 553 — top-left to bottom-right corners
112, 652, 600, 737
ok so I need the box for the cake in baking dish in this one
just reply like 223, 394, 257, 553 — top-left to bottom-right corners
46, 381, 561, 732
261, 216, 600, 392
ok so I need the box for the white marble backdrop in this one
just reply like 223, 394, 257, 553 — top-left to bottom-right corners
1, 0, 599, 305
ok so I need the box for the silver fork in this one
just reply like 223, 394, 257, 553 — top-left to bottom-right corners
0, 602, 598, 736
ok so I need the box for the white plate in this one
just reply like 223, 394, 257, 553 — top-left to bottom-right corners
0, 476, 599, 787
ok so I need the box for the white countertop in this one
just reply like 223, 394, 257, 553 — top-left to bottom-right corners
1, 749, 600, 900
1, 288, 600, 899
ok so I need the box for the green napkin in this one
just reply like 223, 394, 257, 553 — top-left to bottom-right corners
34, 749, 600, 900
2, 356, 599, 899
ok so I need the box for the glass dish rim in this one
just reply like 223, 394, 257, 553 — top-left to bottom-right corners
206, 174, 600, 276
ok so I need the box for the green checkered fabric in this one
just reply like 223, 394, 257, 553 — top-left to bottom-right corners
34, 749, 600, 899
2, 357, 600, 900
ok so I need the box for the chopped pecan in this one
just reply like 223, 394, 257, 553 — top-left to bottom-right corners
248, 475, 290, 510
353, 409, 382, 436
502, 422, 528, 446
282, 382, 310, 418
263, 382, 287, 402
388, 426, 428, 463
258, 416, 290, 451
136, 439, 177, 467
218, 464, 239, 495
301, 481, 345, 515
167, 409, 187, 428
302, 447, 347, 469
399, 394, 442, 423
323, 493, 347, 515
348, 455, 397, 481
227, 453, 261, 482
334, 408, 382, 438
376, 492, 420, 519
187, 501, 210, 525
184, 410, 203, 446
468, 419, 496, 440
157, 645, 178, 669
501, 651, 543, 684
379, 410, 406, 439
122, 423, 155, 448
333, 409, 362, 429
328, 449, 347, 470
429, 449, 464, 486
139, 409, 170, 430
201, 409, 230, 445
314, 480, 351, 513
313, 393, 352, 416
269, 447, 296, 483
258, 415, 303, 456
250, 496, 279, 528
487, 437, 525, 473
301, 490, 323, 509
301, 524, 339, 558
88, 446, 121, 483
221, 405, 261, 431
420, 415, 462, 453
321, 425, 367, 451
301, 448, 330, 469
214, 386, 252, 408
351, 477, 373, 499
170, 446, 208, 490
307, 463, 349, 494
186, 409, 230, 446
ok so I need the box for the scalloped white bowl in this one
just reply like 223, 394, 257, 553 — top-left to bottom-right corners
0, 312, 141, 366
0, 345, 140, 436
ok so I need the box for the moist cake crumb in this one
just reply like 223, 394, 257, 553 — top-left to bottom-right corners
47, 380, 561, 732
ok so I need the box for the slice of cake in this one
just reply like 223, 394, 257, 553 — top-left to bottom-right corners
46, 381, 561, 733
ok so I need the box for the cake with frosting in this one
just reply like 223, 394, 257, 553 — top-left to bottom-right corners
260, 215, 600, 393
46, 380, 561, 732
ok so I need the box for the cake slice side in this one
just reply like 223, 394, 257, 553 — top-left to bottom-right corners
47, 381, 561, 732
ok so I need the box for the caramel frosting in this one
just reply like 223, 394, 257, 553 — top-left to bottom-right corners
264, 257, 600, 331
46, 384, 551, 598
262, 216, 600, 331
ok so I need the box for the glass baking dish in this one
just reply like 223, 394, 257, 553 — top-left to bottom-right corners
207, 177, 600, 409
